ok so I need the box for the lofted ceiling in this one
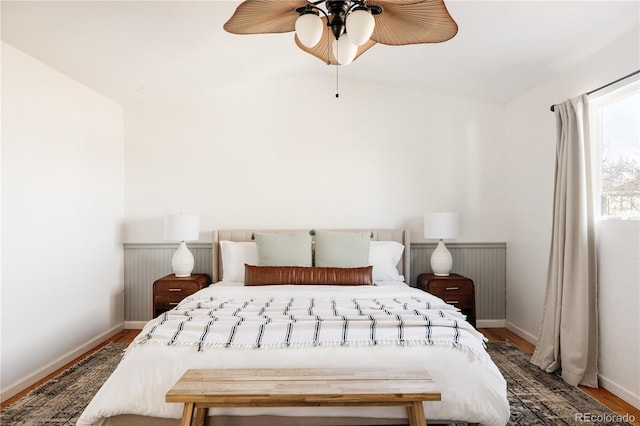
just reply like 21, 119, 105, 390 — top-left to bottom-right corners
2, 0, 639, 105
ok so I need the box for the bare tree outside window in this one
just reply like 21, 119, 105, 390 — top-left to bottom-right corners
592, 88, 640, 218
601, 138, 640, 216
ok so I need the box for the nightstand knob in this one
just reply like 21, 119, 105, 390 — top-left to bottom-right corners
445, 287, 459, 291
169, 288, 182, 292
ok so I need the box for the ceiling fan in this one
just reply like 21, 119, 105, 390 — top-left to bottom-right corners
224, 0, 458, 66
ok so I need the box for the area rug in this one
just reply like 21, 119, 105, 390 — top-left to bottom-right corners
0, 342, 127, 425
0, 341, 633, 425
487, 341, 633, 426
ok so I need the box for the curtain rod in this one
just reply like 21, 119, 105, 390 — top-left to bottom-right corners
549, 69, 640, 112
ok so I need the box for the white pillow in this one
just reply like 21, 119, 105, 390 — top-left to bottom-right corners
369, 241, 404, 282
220, 240, 257, 282
373, 280, 409, 287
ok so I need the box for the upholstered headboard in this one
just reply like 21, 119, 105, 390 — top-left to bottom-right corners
211, 229, 410, 283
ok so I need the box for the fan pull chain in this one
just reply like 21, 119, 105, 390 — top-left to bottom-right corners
334, 37, 340, 98
327, 30, 338, 98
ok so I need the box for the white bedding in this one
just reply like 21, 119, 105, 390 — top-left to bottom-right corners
78, 282, 510, 426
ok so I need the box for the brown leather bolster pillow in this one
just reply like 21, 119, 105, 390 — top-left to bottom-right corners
244, 265, 373, 286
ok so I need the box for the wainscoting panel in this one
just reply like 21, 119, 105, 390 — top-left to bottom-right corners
410, 243, 506, 320
124, 242, 505, 322
124, 243, 212, 321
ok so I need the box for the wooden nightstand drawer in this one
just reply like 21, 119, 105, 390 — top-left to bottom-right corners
425, 280, 473, 295
152, 274, 211, 318
154, 281, 202, 296
154, 295, 183, 311
439, 294, 473, 309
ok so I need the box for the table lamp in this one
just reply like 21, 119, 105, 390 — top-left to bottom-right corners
164, 214, 200, 277
424, 212, 459, 276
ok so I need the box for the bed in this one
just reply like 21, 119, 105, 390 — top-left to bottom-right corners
78, 229, 510, 426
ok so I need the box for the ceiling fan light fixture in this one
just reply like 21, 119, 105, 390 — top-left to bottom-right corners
224, 0, 459, 69
295, 12, 323, 48
332, 33, 358, 65
346, 7, 375, 46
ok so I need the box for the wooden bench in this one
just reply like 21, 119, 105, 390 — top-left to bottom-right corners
166, 367, 441, 426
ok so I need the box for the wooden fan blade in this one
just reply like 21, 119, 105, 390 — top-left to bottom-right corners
369, 0, 458, 45
294, 17, 377, 65
224, 0, 309, 34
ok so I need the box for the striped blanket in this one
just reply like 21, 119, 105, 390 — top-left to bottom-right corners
135, 291, 486, 358
79, 285, 509, 426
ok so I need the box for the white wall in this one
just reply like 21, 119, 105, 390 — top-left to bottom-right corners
505, 29, 640, 406
1, 42, 125, 398
123, 74, 506, 244
597, 219, 640, 406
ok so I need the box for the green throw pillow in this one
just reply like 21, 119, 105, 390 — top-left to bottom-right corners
254, 231, 313, 266
314, 230, 371, 267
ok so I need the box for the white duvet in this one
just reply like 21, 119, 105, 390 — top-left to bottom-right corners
78, 282, 510, 426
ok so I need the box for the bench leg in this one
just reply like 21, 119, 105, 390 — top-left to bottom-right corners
407, 401, 426, 426
195, 407, 208, 426
180, 402, 195, 426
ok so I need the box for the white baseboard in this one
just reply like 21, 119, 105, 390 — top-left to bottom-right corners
476, 319, 506, 328
599, 374, 640, 409
506, 321, 538, 345
0, 323, 124, 403
124, 321, 147, 329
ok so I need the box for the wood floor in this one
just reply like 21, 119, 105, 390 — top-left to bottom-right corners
3, 328, 639, 426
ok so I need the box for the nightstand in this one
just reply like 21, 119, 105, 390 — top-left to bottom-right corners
153, 274, 211, 317
416, 273, 476, 327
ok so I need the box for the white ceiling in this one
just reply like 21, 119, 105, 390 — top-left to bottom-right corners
2, 0, 639, 105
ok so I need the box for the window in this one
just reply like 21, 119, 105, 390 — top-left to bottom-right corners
590, 77, 640, 219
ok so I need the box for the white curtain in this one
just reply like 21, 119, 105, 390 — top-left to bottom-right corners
530, 94, 599, 387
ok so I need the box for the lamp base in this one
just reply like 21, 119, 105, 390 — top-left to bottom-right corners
430, 240, 452, 276
172, 241, 194, 277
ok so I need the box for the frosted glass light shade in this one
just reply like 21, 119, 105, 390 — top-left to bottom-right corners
425, 212, 459, 240
164, 214, 200, 242
332, 34, 357, 65
346, 9, 375, 46
295, 13, 323, 48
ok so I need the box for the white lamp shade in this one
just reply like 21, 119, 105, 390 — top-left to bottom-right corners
295, 13, 323, 48
164, 214, 200, 242
346, 9, 375, 46
332, 33, 358, 65
425, 212, 459, 240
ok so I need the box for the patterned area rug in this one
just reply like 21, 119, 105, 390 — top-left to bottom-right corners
0, 341, 633, 425
1, 342, 127, 425
487, 341, 633, 426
